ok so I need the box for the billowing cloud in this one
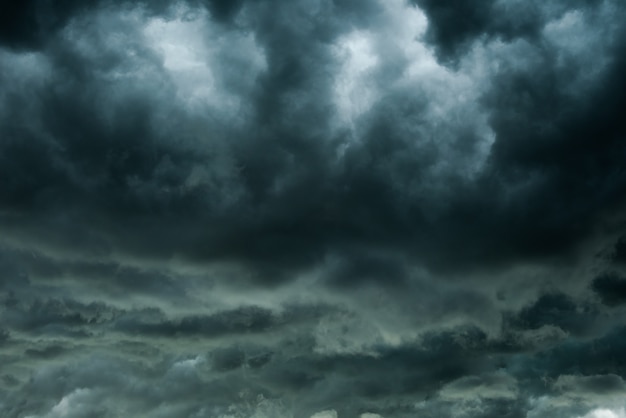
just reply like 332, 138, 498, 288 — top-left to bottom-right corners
1, 0, 626, 416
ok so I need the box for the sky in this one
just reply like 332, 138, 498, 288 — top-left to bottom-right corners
0, 0, 626, 417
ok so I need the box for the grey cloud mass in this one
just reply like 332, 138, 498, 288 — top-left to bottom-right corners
1, 0, 626, 417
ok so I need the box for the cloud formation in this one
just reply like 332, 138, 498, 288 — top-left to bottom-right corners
1, 0, 626, 417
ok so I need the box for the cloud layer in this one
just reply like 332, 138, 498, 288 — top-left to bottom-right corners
1, 0, 626, 417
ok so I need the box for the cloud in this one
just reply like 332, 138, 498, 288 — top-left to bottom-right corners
592, 273, 626, 306
610, 237, 626, 265
1, 0, 626, 416
1, 0, 624, 280
580, 408, 626, 418
439, 372, 518, 401
24, 388, 106, 418
554, 374, 626, 398
310, 411, 338, 418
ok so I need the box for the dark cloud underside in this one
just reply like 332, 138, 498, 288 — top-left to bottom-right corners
1, 0, 626, 417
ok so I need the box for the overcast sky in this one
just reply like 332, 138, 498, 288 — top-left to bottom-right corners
1, 0, 626, 417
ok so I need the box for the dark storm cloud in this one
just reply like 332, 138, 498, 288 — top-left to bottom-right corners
509, 326, 626, 388
3, 293, 626, 417
555, 374, 626, 395
0, 0, 94, 50
2, 0, 626, 416
422, 14, 626, 272
1, 281, 334, 342
1, 0, 624, 282
610, 236, 626, 264
2, 296, 120, 336
0, 0, 247, 51
0, 0, 372, 284
592, 273, 626, 306
115, 305, 276, 337
412, 0, 605, 63
508, 292, 600, 337
410, 0, 541, 63
210, 0, 626, 277
24, 344, 67, 359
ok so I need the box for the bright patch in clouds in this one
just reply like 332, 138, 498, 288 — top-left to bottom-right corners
581, 408, 626, 418
310, 410, 338, 418
332, 30, 379, 128
143, 6, 265, 113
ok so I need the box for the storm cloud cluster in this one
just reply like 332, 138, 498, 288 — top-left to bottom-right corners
1, 0, 626, 417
